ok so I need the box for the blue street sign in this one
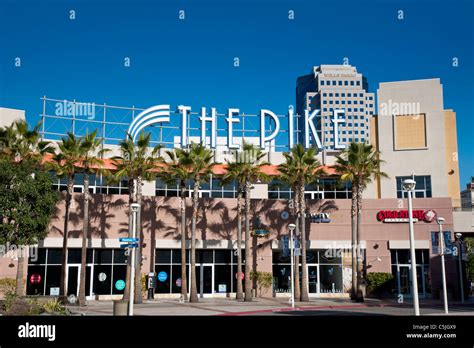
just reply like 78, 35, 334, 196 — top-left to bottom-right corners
119, 237, 139, 243
120, 243, 139, 249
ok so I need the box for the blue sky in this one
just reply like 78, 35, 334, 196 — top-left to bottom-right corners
0, 0, 473, 184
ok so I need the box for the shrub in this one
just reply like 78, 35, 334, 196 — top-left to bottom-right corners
366, 272, 394, 297
43, 298, 67, 315
250, 271, 273, 297
0, 278, 16, 298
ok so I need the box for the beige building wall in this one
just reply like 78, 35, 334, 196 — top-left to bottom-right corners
443, 109, 461, 207
0, 107, 25, 127
376, 79, 451, 200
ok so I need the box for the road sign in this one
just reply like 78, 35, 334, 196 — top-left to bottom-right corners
294, 248, 301, 256
235, 272, 244, 280
120, 243, 139, 249
119, 237, 139, 243
176, 278, 182, 287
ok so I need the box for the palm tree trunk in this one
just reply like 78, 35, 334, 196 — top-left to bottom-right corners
356, 183, 364, 302
244, 182, 252, 301
189, 182, 199, 302
60, 176, 74, 299
236, 189, 244, 300
15, 255, 26, 296
292, 186, 301, 301
134, 176, 143, 304
123, 179, 136, 302
293, 217, 301, 301
78, 173, 90, 306
300, 182, 309, 302
180, 183, 188, 301
350, 183, 358, 301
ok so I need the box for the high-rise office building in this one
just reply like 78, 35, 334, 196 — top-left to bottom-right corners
296, 65, 375, 150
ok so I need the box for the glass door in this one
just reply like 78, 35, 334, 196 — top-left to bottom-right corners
397, 265, 426, 297
67, 265, 80, 296
194, 264, 214, 297
307, 265, 319, 294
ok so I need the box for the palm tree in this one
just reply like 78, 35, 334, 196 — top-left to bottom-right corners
233, 143, 271, 302
334, 142, 387, 302
47, 133, 83, 300
158, 148, 192, 301
112, 132, 161, 304
0, 120, 53, 296
278, 144, 324, 302
221, 143, 256, 301
77, 130, 109, 306
187, 143, 217, 302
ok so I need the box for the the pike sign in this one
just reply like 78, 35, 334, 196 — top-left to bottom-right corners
127, 105, 347, 150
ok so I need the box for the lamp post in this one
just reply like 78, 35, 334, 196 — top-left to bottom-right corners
437, 217, 448, 314
403, 179, 420, 316
288, 223, 296, 309
455, 233, 465, 303
129, 203, 140, 316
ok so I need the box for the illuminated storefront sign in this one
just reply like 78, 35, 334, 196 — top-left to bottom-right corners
377, 209, 437, 223
128, 105, 346, 150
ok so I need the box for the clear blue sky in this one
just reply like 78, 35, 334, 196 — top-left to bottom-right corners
0, 0, 473, 185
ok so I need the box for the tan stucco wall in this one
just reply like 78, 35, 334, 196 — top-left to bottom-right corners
443, 109, 461, 207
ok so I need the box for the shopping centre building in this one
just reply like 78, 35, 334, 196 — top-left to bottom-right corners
0, 65, 472, 300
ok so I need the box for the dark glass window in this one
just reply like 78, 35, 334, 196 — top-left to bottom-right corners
68, 248, 82, 264
113, 249, 127, 264
112, 265, 127, 294
155, 265, 171, 293
215, 250, 231, 264
29, 248, 46, 264
47, 249, 62, 264
196, 250, 213, 263
318, 249, 342, 264
45, 265, 61, 296
214, 265, 232, 293
156, 249, 171, 263
26, 265, 45, 295
95, 249, 113, 264
93, 265, 112, 295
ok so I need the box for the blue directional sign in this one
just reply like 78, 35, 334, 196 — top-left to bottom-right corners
120, 243, 139, 249
115, 279, 125, 291
119, 237, 139, 243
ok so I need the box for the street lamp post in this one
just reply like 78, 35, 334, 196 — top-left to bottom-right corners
129, 203, 140, 316
403, 179, 420, 316
437, 217, 448, 314
288, 223, 296, 309
455, 233, 465, 303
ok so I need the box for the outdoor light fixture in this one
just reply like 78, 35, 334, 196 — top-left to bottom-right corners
402, 178, 416, 192
436, 217, 448, 314
129, 203, 140, 316
403, 178, 420, 316
288, 223, 296, 309
455, 233, 464, 303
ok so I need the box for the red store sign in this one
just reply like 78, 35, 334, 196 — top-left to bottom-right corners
377, 209, 437, 223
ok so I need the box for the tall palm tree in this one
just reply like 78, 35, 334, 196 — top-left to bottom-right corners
334, 142, 387, 302
47, 133, 83, 300
0, 120, 53, 295
77, 130, 109, 306
278, 144, 324, 302
187, 143, 217, 302
232, 143, 271, 302
221, 143, 259, 301
158, 148, 193, 301
112, 132, 161, 304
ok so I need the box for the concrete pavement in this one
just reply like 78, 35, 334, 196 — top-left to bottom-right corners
66, 297, 474, 316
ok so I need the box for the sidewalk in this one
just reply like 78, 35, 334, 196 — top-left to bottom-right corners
66, 296, 474, 316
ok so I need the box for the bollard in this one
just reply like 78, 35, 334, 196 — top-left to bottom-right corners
113, 300, 129, 316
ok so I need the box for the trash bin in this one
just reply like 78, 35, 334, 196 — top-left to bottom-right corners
113, 300, 128, 316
